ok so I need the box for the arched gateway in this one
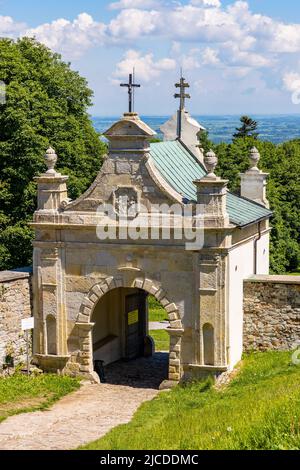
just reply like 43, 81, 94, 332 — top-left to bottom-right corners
76, 276, 183, 381
31, 109, 272, 386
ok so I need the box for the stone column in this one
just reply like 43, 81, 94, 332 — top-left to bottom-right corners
240, 147, 269, 208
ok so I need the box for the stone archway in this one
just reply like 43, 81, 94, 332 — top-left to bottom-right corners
76, 276, 183, 382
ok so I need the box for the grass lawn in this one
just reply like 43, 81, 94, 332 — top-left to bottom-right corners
148, 295, 168, 322
82, 351, 300, 450
0, 373, 80, 423
150, 330, 169, 352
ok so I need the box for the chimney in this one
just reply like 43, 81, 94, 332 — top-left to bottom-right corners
240, 147, 269, 208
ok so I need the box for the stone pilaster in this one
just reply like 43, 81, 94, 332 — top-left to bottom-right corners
198, 252, 228, 367
32, 243, 69, 371
186, 150, 230, 377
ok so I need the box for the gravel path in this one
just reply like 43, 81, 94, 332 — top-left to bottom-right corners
0, 354, 168, 450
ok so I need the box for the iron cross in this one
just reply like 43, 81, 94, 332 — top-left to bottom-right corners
174, 76, 191, 111
120, 73, 141, 113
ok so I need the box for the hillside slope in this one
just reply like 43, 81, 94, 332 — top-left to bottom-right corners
82, 351, 300, 450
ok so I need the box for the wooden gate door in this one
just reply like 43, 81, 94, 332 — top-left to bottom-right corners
125, 291, 147, 360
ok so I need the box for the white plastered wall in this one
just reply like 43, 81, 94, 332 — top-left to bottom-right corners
228, 231, 269, 368
256, 232, 270, 275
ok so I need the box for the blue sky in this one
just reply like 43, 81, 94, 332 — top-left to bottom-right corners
1, 0, 300, 116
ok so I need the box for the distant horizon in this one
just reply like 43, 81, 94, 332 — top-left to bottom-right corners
92, 114, 300, 144
91, 112, 300, 118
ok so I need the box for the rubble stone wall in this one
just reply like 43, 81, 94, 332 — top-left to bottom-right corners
243, 276, 300, 352
0, 269, 32, 371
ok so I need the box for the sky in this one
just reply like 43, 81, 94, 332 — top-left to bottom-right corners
2, 0, 300, 116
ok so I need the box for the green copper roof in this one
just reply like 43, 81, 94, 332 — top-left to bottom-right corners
150, 140, 272, 227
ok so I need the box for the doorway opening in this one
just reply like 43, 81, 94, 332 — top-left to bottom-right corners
91, 288, 170, 388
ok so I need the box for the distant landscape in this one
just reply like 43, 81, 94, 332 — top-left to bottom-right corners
93, 115, 300, 144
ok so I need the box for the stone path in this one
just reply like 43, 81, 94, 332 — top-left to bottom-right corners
0, 354, 168, 450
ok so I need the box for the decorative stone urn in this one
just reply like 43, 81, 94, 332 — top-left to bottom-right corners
45, 147, 58, 175
249, 146, 260, 171
204, 149, 218, 177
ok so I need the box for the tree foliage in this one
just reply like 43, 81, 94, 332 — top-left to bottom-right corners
233, 115, 259, 139
212, 137, 300, 274
0, 38, 106, 270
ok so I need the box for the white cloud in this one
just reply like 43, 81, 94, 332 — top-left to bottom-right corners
220, 42, 274, 68
108, 9, 160, 40
2, 0, 300, 104
170, 41, 181, 56
202, 47, 220, 65
113, 49, 176, 82
190, 0, 221, 7
0, 15, 26, 36
283, 72, 300, 93
109, 0, 159, 10
25, 13, 106, 58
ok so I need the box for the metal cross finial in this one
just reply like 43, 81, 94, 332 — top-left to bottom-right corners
174, 75, 190, 112
174, 74, 191, 139
120, 72, 141, 113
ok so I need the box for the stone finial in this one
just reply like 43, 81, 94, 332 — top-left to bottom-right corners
204, 149, 218, 178
240, 146, 269, 208
249, 146, 260, 171
45, 147, 58, 175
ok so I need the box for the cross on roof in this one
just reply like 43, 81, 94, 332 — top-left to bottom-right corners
174, 75, 191, 139
120, 73, 141, 113
174, 76, 190, 112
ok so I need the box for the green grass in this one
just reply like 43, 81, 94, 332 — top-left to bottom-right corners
81, 351, 300, 450
148, 295, 168, 322
150, 330, 170, 352
0, 373, 80, 423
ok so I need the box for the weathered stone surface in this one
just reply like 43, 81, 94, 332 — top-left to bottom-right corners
243, 278, 300, 352
116, 161, 131, 174
0, 270, 32, 371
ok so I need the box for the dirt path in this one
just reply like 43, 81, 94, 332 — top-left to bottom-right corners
0, 354, 168, 450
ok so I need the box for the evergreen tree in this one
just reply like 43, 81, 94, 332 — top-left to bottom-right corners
0, 38, 106, 269
233, 115, 259, 139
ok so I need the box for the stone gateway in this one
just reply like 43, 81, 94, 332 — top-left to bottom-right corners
29, 83, 273, 386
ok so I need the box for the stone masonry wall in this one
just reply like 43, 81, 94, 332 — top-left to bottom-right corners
0, 269, 32, 371
243, 275, 300, 352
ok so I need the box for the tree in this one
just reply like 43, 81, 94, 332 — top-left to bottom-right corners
0, 37, 106, 270
233, 115, 259, 139
214, 138, 300, 274
198, 130, 213, 155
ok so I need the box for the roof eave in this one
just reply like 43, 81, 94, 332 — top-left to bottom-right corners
236, 213, 274, 229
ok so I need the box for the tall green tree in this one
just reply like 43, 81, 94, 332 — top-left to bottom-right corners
233, 115, 259, 139
213, 138, 300, 274
0, 38, 106, 270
